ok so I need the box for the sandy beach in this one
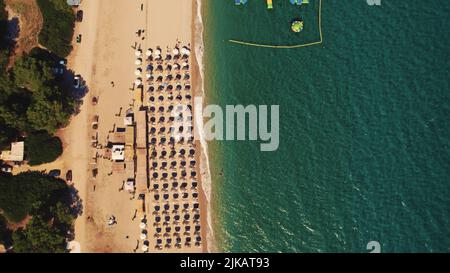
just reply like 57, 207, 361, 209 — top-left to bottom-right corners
56, 0, 212, 253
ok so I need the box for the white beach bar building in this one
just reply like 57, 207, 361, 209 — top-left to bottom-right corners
0, 141, 25, 162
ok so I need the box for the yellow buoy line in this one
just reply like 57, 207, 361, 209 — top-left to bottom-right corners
229, 0, 323, 49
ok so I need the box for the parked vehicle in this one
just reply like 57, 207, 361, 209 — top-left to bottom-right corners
73, 75, 82, 88
49, 169, 61, 177
76, 10, 84, 22
76, 34, 82, 43
66, 170, 73, 183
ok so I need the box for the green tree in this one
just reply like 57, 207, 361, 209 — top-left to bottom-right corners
12, 216, 67, 253
25, 131, 63, 165
50, 202, 74, 227
36, 0, 75, 57
13, 55, 55, 91
26, 98, 70, 133
0, 172, 67, 222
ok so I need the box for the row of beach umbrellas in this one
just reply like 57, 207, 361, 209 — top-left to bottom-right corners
135, 47, 190, 58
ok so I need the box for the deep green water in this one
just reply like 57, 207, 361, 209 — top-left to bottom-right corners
203, 0, 450, 252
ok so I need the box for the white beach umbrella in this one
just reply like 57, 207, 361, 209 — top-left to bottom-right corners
182, 62, 188, 67
141, 245, 149, 252
135, 59, 142, 65
181, 48, 191, 55
135, 79, 142, 85
146, 73, 152, 79
140, 233, 147, 240
135, 49, 142, 57
172, 48, 179, 55
139, 222, 147, 229
134, 69, 142, 76
146, 49, 152, 56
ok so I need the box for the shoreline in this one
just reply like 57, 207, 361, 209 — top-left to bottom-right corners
192, 0, 216, 253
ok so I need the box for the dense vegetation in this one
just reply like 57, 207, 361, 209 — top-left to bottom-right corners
0, 0, 9, 68
36, 0, 75, 57
25, 131, 63, 165
0, 172, 76, 252
0, 50, 76, 154
0, 0, 78, 154
0, 1, 78, 252
0, 172, 67, 222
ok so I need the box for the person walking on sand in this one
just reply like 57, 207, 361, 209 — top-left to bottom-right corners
111, 81, 115, 87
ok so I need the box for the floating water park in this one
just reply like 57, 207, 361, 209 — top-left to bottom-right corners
235, 0, 310, 32
230, 0, 323, 48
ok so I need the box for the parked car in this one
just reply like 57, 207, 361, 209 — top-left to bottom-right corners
76, 10, 83, 22
66, 170, 73, 183
73, 75, 82, 88
49, 169, 61, 178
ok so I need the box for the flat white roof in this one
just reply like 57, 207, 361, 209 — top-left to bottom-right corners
111, 145, 125, 161
0, 141, 24, 162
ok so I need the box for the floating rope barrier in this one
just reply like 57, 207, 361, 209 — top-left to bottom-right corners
229, 0, 323, 49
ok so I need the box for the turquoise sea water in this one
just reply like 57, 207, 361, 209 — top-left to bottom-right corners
203, 0, 450, 252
